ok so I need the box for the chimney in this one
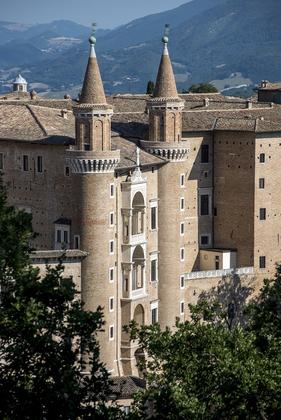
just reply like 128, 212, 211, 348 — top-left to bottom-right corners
204, 97, 210, 107
64, 94, 71, 100
261, 80, 268, 89
61, 109, 68, 119
30, 90, 37, 100
246, 99, 253, 109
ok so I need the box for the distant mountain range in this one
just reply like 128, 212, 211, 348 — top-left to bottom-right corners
1, 0, 281, 96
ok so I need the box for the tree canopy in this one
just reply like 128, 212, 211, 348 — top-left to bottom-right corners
146, 80, 155, 95
187, 83, 218, 94
0, 182, 121, 419
127, 273, 281, 419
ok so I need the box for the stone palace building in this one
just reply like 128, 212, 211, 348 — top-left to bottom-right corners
1, 30, 281, 376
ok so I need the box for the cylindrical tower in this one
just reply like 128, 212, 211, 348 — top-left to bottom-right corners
67, 32, 120, 373
143, 28, 188, 329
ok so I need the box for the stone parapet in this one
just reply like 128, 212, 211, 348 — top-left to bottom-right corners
66, 149, 120, 173
73, 103, 113, 117
140, 140, 188, 162
147, 97, 184, 111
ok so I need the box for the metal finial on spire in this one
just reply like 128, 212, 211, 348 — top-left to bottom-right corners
162, 24, 170, 44
89, 22, 97, 45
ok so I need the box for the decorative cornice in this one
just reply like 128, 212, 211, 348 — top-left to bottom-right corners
73, 103, 113, 117
147, 97, 184, 111
140, 141, 188, 162
66, 149, 120, 174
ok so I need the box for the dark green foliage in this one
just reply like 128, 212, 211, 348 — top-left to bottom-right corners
247, 266, 281, 353
146, 80, 155, 95
188, 83, 218, 93
0, 182, 121, 419
127, 271, 281, 419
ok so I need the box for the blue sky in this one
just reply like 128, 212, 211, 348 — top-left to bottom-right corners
0, 0, 188, 28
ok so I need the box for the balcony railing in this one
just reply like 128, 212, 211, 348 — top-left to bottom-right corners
185, 266, 254, 280
131, 288, 146, 299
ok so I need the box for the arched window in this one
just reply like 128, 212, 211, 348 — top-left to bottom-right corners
94, 120, 103, 150
132, 192, 145, 235
133, 304, 145, 325
83, 122, 90, 150
132, 245, 145, 291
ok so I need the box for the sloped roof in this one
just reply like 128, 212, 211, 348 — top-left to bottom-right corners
112, 135, 165, 169
110, 376, 146, 399
0, 104, 75, 141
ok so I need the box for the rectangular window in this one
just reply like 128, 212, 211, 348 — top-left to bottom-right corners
180, 197, 185, 211
180, 174, 185, 187
74, 235, 80, 249
215, 256, 220, 270
180, 301, 185, 315
109, 297, 114, 312
259, 256, 266, 269
109, 267, 114, 283
65, 166, 70, 176
260, 153, 265, 163
56, 230, 61, 243
109, 325, 114, 340
151, 206, 157, 230
0, 153, 3, 170
259, 178, 265, 189
109, 212, 114, 227
200, 235, 210, 246
37, 156, 43, 173
110, 184, 114, 198
180, 222, 185, 236
63, 230, 69, 244
151, 308, 158, 324
260, 208, 266, 220
180, 275, 185, 289
180, 247, 185, 262
109, 240, 114, 255
151, 259, 157, 282
200, 195, 209, 216
23, 155, 29, 171
201, 144, 209, 163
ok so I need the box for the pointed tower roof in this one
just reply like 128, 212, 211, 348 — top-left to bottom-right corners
153, 28, 178, 99
79, 33, 107, 105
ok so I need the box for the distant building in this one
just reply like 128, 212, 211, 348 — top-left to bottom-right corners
258, 80, 281, 104
13, 74, 28, 93
1, 30, 281, 376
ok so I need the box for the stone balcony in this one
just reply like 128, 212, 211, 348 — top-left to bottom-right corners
123, 231, 146, 247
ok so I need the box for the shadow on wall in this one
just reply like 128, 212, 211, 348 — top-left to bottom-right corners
197, 273, 255, 329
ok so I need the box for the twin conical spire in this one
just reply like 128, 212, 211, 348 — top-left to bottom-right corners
153, 25, 179, 99
79, 24, 178, 104
79, 28, 107, 105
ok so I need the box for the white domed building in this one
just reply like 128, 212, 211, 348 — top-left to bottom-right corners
13, 74, 28, 93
